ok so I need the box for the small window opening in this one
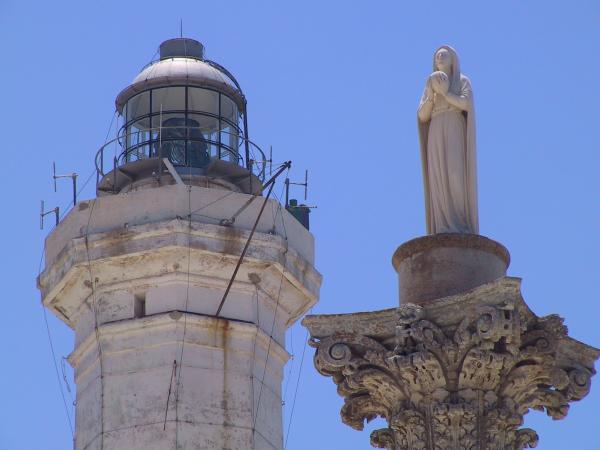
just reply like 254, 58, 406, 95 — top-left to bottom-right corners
134, 292, 146, 318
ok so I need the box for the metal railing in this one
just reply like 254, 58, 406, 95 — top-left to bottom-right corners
95, 126, 267, 187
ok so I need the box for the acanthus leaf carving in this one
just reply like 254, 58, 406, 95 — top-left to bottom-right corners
514, 428, 539, 449
370, 428, 397, 450
390, 409, 427, 450
307, 301, 598, 449
341, 394, 387, 431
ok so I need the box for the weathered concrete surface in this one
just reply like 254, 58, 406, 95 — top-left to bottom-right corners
39, 218, 320, 341
44, 183, 315, 266
303, 277, 600, 450
71, 314, 286, 450
38, 182, 322, 450
392, 233, 509, 305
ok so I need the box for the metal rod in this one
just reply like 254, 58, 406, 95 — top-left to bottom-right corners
163, 360, 177, 431
162, 158, 184, 185
304, 170, 308, 200
40, 202, 60, 229
286, 170, 309, 204
247, 159, 254, 193
243, 102, 250, 170
99, 149, 103, 185
53, 162, 57, 192
262, 161, 291, 191
285, 178, 290, 208
72, 174, 77, 206
184, 86, 188, 168
219, 161, 291, 226
215, 179, 276, 318
113, 157, 117, 192
158, 104, 163, 184
218, 93, 222, 160
53, 162, 78, 205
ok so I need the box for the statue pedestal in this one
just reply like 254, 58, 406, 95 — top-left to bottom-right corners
303, 236, 599, 450
392, 234, 510, 305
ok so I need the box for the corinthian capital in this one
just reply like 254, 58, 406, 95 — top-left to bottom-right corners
303, 278, 599, 450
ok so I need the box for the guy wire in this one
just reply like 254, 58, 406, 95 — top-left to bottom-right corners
83, 198, 106, 450
284, 325, 310, 449
250, 284, 260, 450
251, 174, 290, 442
38, 237, 75, 443
41, 301, 75, 437
173, 154, 194, 446
163, 360, 177, 430
282, 326, 294, 409
251, 267, 285, 435
271, 179, 293, 412
58, 168, 97, 221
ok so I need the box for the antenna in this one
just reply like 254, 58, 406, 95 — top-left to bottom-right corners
180, 19, 183, 38
268, 146, 273, 176
40, 200, 59, 230
53, 162, 78, 206
285, 169, 309, 207
303, 169, 308, 200
53, 162, 57, 192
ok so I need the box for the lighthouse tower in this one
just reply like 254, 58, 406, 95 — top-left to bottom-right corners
38, 38, 321, 450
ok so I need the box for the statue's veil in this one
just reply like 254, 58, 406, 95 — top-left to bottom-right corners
432, 45, 461, 96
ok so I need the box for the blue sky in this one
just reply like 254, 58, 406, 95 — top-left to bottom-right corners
1, 1, 599, 449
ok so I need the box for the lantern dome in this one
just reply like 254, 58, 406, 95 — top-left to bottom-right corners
115, 38, 245, 113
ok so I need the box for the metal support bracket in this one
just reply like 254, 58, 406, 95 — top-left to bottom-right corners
162, 158, 185, 185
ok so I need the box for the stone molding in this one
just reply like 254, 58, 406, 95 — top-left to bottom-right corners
392, 234, 510, 268
38, 218, 321, 329
303, 278, 599, 450
39, 218, 320, 298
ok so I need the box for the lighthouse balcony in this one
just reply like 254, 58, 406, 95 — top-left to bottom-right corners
96, 83, 266, 195
95, 123, 266, 195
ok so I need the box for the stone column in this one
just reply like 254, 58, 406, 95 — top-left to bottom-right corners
303, 234, 598, 450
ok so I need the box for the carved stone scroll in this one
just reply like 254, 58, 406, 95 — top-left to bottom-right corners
304, 281, 599, 450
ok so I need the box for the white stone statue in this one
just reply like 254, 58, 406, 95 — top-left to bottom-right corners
417, 45, 478, 234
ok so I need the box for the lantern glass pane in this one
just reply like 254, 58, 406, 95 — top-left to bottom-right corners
188, 88, 219, 115
152, 87, 185, 113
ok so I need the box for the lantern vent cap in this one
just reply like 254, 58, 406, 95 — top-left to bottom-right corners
159, 38, 204, 60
